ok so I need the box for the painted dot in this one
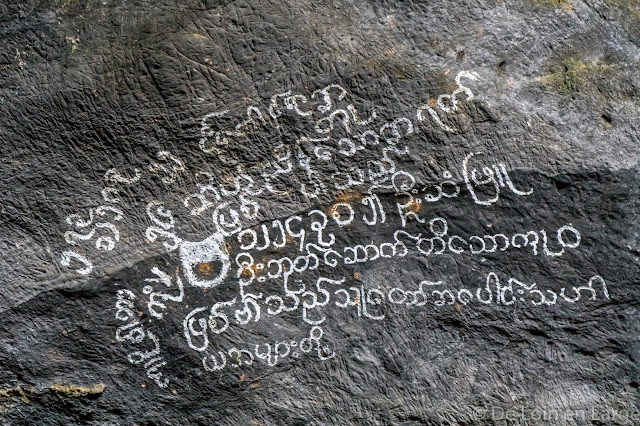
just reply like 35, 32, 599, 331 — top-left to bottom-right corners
197, 262, 212, 274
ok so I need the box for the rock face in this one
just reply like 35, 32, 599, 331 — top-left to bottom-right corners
1, 0, 640, 424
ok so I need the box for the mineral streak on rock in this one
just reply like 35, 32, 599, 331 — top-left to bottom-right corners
1, 0, 640, 424
49, 384, 105, 398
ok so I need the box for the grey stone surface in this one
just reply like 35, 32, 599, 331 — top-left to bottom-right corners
1, 0, 640, 424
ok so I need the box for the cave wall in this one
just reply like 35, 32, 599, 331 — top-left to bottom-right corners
1, 0, 640, 424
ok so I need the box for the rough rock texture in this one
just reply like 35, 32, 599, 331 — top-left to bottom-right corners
1, 0, 640, 424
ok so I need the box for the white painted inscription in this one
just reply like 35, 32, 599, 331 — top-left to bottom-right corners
55, 70, 613, 390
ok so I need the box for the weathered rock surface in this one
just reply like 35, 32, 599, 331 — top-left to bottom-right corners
1, 0, 640, 424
